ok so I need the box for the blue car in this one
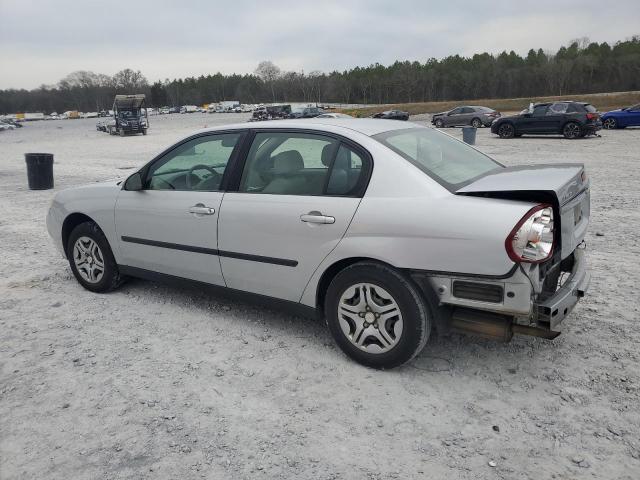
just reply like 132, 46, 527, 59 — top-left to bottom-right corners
601, 103, 640, 129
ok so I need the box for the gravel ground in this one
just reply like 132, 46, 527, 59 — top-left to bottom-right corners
1, 114, 639, 479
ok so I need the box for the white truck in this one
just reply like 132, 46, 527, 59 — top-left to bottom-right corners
180, 105, 199, 114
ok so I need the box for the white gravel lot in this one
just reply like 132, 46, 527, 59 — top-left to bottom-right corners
1, 113, 639, 479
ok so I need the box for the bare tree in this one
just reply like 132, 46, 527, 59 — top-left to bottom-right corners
254, 61, 281, 102
113, 68, 148, 92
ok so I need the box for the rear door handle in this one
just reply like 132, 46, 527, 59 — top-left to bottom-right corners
300, 211, 335, 224
189, 204, 215, 215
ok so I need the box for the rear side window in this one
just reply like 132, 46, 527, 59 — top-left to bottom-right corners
238, 132, 368, 196
374, 127, 501, 190
548, 103, 569, 114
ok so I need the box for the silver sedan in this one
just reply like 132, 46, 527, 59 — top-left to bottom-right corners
47, 119, 590, 368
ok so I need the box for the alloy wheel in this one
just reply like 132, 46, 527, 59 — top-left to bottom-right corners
498, 124, 514, 138
564, 123, 581, 139
471, 118, 482, 128
72, 236, 105, 284
337, 283, 403, 354
603, 118, 617, 129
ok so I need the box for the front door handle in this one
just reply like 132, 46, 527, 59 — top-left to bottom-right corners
189, 204, 215, 215
300, 211, 335, 224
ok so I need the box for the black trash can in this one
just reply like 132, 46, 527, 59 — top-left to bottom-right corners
25, 153, 54, 190
462, 126, 477, 145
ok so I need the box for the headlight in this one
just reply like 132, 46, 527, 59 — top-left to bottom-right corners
140, 119, 147, 126
120, 120, 128, 126
505, 205, 554, 263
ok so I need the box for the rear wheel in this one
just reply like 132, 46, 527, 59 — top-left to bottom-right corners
471, 117, 482, 128
497, 123, 515, 138
603, 118, 617, 129
324, 262, 431, 369
563, 122, 582, 139
67, 221, 124, 293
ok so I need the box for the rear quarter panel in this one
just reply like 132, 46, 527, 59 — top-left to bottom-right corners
299, 143, 537, 306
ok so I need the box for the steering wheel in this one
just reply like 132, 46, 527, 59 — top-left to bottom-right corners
186, 164, 221, 190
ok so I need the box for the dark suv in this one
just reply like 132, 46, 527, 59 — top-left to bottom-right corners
491, 101, 601, 139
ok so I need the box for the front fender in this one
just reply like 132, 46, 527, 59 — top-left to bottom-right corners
46, 181, 121, 261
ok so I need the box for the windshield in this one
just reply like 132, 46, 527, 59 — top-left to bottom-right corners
374, 127, 502, 190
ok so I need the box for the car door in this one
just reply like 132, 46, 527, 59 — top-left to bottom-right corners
520, 104, 550, 133
627, 104, 640, 126
217, 130, 371, 302
445, 107, 463, 126
458, 107, 475, 125
114, 131, 245, 284
544, 102, 570, 133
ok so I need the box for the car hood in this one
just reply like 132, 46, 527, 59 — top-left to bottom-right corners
457, 164, 587, 206
432, 111, 448, 117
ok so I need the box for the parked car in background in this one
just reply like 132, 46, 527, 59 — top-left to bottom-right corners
2, 119, 22, 128
601, 103, 640, 129
180, 105, 199, 114
371, 110, 409, 121
432, 106, 500, 128
316, 113, 353, 119
47, 119, 590, 369
159, 107, 171, 115
491, 101, 601, 139
288, 106, 325, 118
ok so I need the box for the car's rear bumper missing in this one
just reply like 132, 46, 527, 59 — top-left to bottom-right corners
534, 247, 589, 330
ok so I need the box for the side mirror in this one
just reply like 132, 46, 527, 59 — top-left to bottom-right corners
124, 172, 143, 191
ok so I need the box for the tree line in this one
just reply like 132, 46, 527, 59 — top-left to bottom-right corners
1, 37, 639, 114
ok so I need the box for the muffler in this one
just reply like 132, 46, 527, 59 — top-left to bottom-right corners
450, 308, 513, 342
450, 308, 561, 341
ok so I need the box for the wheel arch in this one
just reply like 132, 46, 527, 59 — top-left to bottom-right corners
61, 212, 100, 257
314, 256, 449, 334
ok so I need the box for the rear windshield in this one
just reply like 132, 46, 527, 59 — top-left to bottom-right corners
584, 104, 597, 113
374, 127, 502, 191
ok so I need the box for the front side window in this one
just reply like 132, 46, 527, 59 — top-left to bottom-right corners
146, 133, 242, 191
532, 105, 548, 116
239, 132, 367, 196
374, 127, 502, 190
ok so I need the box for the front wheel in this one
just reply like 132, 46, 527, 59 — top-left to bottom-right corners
325, 262, 431, 369
563, 122, 582, 139
497, 123, 515, 138
434, 118, 444, 128
142, 129, 148, 135
67, 221, 124, 293
603, 118, 617, 129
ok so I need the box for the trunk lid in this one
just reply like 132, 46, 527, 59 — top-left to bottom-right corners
457, 164, 590, 259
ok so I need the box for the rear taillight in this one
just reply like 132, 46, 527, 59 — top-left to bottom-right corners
505, 205, 554, 263
586, 113, 598, 120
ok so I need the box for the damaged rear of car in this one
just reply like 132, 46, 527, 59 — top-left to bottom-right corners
373, 127, 590, 342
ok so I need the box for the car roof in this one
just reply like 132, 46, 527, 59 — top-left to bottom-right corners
194, 118, 419, 137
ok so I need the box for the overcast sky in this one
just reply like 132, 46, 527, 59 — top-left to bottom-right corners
1, 0, 638, 89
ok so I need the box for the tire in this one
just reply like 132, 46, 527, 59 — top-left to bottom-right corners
471, 118, 482, 128
66, 221, 124, 293
563, 122, 582, 139
603, 118, 617, 129
434, 118, 444, 128
119, 128, 125, 137
497, 122, 515, 139
142, 129, 147, 135
324, 262, 431, 369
